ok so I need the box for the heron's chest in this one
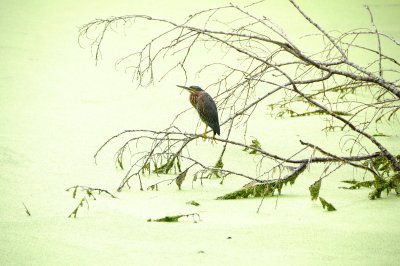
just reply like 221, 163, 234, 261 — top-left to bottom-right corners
189, 92, 201, 108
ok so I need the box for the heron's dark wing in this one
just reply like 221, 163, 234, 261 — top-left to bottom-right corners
197, 92, 220, 135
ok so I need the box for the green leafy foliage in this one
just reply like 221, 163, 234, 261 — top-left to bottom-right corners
286, 109, 352, 118
148, 184, 159, 191
186, 200, 200, 206
72, 186, 78, 198
339, 180, 374, 189
372, 133, 390, 137
66, 185, 116, 218
66, 185, 116, 199
309, 179, 322, 200
364, 155, 400, 176
216, 183, 271, 199
147, 213, 200, 223
141, 162, 151, 175
208, 157, 224, 178
175, 169, 188, 190
358, 155, 400, 199
368, 173, 400, 200
149, 216, 179, 222
146, 168, 188, 191
217, 173, 299, 200
319, 197, 336, 211
154, 159, 175, 174
116, 156, 124, 170
153, 156, 182, 174
243, 137, 262, 154
68, 197, 89, 218
392, 174, 400, 195
215, 158, 224, 168
115, 148, 125, 170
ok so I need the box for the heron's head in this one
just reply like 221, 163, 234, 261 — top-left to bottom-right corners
177, 85, 203, 94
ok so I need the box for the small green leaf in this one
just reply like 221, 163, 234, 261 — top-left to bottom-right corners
177, 158, 181, 172
243, 137, 262, 155
176, 169, 188, 190
186, 200, 200, 206
154, 158, 175, 174
147, 213, 200, 223
216, 183, 276, 200
208, 158, 224, 178
215, 158, 224, 169
339, 180, 374, 189
309, 179, 321, 200
141, 162, 150, 174
153, 216, 180, 222
319, 197, 336, 211
116, 153, 124, 170
72, 186, 78, 199
288, 109, 352, 117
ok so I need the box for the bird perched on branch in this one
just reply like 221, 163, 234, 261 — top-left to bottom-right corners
177, 85, 220, 141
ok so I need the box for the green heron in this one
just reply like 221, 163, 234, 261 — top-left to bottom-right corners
177, 85, 220, 141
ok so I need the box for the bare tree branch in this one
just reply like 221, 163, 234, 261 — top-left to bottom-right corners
79, 1, 400, 199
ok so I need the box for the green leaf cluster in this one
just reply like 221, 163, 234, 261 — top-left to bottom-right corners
360, 155, 400, 199
340, 180, 374, 190
175, 169, 187, 190
153, 156, 182, 174
287, 109, 351, 118
66, 186, 116, 218
115, 147, 126, 170
208, 157, 224, 178
216, 183, 272, 199
243, 138, 262, 155
309, 179, 322, 200
148, 215, 180, 222
186, 200, 200, 206
369, 173, 400, 200
364, 155, 400, 177
147, 213, 200, 223
68, 197, 89, 218
141, 162, 151, 174
217, 173, 299, 200
319, 197, 336, 211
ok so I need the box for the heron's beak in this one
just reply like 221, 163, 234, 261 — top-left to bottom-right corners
177, 85, 192, 92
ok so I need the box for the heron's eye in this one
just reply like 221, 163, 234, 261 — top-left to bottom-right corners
190, 86, 202, 91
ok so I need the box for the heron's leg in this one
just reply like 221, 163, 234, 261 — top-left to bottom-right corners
212, 132, 217, 144
202, 124, 208, 140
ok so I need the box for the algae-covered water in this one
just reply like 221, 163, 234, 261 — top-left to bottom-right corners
1, 0, 399, 265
